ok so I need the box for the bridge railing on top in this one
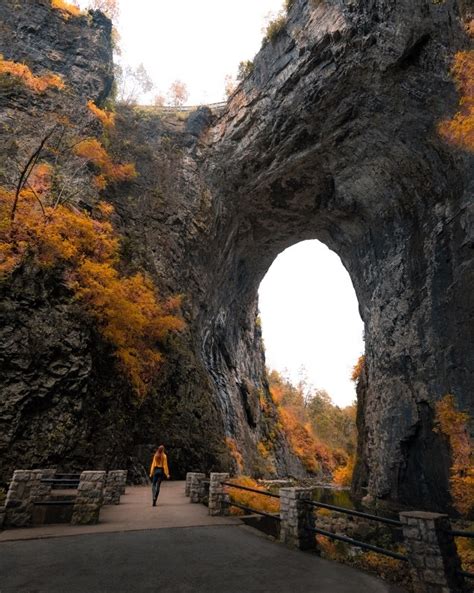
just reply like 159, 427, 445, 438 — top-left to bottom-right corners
141, 102, 228, 115
185, 471, 473, 593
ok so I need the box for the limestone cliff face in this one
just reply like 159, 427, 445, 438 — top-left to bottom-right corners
205, 0, 473, 511
0, 0, 472, 513
0, 0, 303, 484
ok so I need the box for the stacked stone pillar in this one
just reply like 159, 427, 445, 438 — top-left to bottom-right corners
279, 487, 316, 550
3, 470, 44, 527
103, 470, 125, 505
400, 511, 467, 593
208, 472, 230, 516
71, 471, 106, 525
117, 470, 127, 495
185, 473, 193, 497
198, 477, 209, 503
189, 473, 206, 503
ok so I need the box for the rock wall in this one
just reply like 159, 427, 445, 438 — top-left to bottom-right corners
0, 0, 303, 485
204, 0, 473, 511
0, 0, 472, 513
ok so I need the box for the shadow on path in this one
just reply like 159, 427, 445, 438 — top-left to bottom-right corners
1, 524, 405, 593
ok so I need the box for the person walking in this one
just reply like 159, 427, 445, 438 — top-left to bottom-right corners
149, 445, 170, 506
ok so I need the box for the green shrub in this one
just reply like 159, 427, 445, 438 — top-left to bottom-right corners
237, 60, 254, 81
264, 14, 287, 43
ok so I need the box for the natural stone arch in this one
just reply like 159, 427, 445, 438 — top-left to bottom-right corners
194, 0, 472, 511
0, 0, 471, 514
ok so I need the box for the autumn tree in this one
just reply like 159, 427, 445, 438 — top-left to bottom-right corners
435, 395, 474, 516
1, 110, 182, 397
168, 80, 189, 108
237, 60, 254, 81
351, 355, 365, 382
266, 369, 357, 479
115, 63, 154, 104
224, 74, 236, 99
153, 93, 166, 107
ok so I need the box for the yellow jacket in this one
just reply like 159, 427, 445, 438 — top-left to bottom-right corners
149, 453, 170, 479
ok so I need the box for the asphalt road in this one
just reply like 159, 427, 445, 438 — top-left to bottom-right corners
1, 524, 404, 593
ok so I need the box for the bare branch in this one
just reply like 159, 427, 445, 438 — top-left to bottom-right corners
11, 127, 56, 223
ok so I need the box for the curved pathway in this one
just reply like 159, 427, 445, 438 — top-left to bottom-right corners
0, 481, 405, 592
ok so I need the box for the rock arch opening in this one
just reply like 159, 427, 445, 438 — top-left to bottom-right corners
258, 239, 364, 408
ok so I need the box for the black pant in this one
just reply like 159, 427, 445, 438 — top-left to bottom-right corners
152, 468, 164, 503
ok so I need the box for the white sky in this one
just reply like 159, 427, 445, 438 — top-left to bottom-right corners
78, 1, 365, 406
78, 0, 285, 104
259, 241, 364, 407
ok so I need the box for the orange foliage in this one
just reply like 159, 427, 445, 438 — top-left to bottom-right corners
51, 0, 82, 18
351, 355, 365, 382
278, 406, 334, 473
257, 441, 271, 459
435, 395, 474, 516
29, 163, 53, 196
87, 100, 116, 129
270, 383, 284, 405
0, 189, 184, 397
226, 476, 280, 515
439, 51, 474, 151
268, 372, 339, 475
0, 57, 64, 93
316, 534, 408, 587
225, 437, 244, 473
73, 138, 137, 186
466, 19, 474, 38
333, 455, 355, 487
352, 550, 408, 586
456, 531, 474, 574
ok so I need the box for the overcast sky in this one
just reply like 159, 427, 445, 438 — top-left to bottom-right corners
259, 241, 364, 407
79, 0, 286, 104
77, 0, 365, 406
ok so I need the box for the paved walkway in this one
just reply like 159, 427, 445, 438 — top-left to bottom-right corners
0, 481, 405, 592
0, 481, 238, 542
1, 524, 403, 593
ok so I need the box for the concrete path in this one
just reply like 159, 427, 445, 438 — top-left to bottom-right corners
1, 524, 404, 593
0, 481, 239, 542
0, 480, 405, 592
